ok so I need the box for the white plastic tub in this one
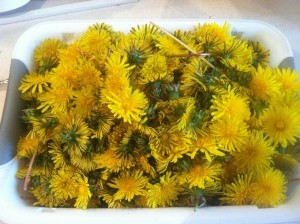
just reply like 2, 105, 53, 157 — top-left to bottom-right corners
0, 0, 30, 13
0, 20, 299, 224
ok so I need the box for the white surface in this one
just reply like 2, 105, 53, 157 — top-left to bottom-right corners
0, 19, 299, 224
0, 0, 30, 13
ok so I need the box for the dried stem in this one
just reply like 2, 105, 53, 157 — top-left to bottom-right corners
167, 53, 210, 58
150, 21, 216, 70
24, 151, 37, 191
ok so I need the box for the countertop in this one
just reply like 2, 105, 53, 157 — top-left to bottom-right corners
0, 0, 300, 120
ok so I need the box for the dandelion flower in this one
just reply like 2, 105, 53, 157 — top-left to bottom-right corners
250, 169, 287, 208
106, 89, 148, 124
93, 149, 123, 173
232, 131, 275, 173
275, 67, 300, 93
75, 60, 103, 90
220, 174, 253, 205
32, 176, 66, 207
37, 77, 75, 113
34, 38, 66, 71
210, 118, 249, 152
17, 135, 42, 159
179, 162, 222, 189
193, 22, 232, 51
73, 87, 98, 119
261, 106, 300, 147
214, 38, 254, 72
108, 170, 148, 202
57, 112, 91, 156
146, 172, 182, 208
74, 175, 92, 209
249, 65, 281, 101
248, 41, 270, 67
80, 28, 111, 55
139, 53, 172, 85
49, 168, 77, 200
19, 72, 50, 94
189, 134, 225, 162
210, 87, 251, 121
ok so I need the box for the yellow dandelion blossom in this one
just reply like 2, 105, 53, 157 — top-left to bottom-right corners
210, 87, 250, 121
37, 77, 75, 113
210, 118, 249, 152
51, 62, 79, 88
93, 149, 123, 173
73, 87, 98, 119
19, 71, 50, 94
275, 67, 300, 93
16, 135, 42, 159
114, 35, 153, 67
48, 141, 69, 169
129, 23, 160, 42
59, 41, 85, 64
150, 126, 191, 160
80, 28, 111, 55
49, 168, 77, 200
105, 52, 134, 76
270, 92, 300, 111
220, 174, 253, 205
139, 53, 172, 85
189, 134, 225, 162
250, 169, 287, 208
146, 172, 182, 208
193, 22, 232, 51
261, 106, 300, 147
32, 176, 66, 207
34, 38, 66, 69
74, 174, 92, 209
108, 170, 148, 202
179, 58, 208, 96
179, 162, 222, 189
106, 89, 148, 124
249, 65, 281, 101
90, 111, 115, 139
70, 150, 98, 173
231, 131, 275, 173
57, 112, 91, 156
28, 113, 58, 142
249, 41, 270, 67
215, 38, 254, 72
75, 60, 103, 90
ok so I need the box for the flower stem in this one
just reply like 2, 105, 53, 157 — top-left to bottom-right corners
150, 21, 216, 70
24, 151, 37, 191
